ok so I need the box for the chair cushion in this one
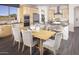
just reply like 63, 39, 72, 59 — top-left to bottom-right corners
43, 39, 55, 51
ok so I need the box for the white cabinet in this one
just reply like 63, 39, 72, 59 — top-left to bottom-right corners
62, 26, 69, 40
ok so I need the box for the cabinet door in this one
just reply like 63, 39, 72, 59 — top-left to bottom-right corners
62, 26, 69, 40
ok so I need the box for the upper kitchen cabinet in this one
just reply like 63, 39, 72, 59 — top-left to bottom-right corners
23, 5, 38, 15
48, 5, 69, 21
32, 7, 38, 13
48, 8, 55, 20
54, 5, 69, 21
62, 6, 69, 21
23, 5, 30, 15
30, 7, 38, 24
19, 5, 39, 25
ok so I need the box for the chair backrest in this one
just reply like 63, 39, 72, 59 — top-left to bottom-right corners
54, 32, 62, 50
12, 27, 21, 42
21, 30, 33, 47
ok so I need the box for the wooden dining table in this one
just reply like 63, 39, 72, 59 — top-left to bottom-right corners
21, 28, 56, 55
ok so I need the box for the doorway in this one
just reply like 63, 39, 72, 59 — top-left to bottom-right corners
74, 7, 79, 27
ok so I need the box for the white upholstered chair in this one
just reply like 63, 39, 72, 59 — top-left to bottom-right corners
21, 30, 38, 55
12, 24, 22, 51
43, 32, 62, 55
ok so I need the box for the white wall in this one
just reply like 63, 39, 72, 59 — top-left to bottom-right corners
69, 5, 74, 32
38, 7, 42, 23
74, 7, 79, 27
69, 4, 79, 32
44, 7, 48, 23
17, 8, 20, 22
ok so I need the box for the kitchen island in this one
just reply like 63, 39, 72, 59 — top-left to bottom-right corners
0, 25, 12, 38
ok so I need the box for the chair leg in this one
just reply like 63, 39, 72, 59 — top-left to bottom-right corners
53, 50, 56, 55
22, 44, 25, 52
30, 47, 32, 55
18, 42, 20, 52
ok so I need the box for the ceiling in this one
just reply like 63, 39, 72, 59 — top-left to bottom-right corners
24, 4, 68, 7
0, 4, 68, 9
0, 4, 20, 7
23, 4, 68, 9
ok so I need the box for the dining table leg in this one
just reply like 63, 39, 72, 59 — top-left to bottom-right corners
40, 39, 43, 55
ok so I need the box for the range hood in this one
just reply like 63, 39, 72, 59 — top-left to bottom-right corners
54, 6, 62, 15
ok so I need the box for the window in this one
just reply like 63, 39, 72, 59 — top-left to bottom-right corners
0, 5, 8, 16
10, 7, 17, 20
0, 5, 17, 20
